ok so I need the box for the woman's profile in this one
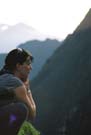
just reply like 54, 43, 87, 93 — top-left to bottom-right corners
0, 48, 36, 135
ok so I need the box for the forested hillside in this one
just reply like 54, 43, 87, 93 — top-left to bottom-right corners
31, 9, 91, 135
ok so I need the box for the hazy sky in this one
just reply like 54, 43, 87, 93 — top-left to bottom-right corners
0, 0, 91, 39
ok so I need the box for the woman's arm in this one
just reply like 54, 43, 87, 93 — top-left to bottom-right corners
23, 79, 36, 119
14, 85, 36, 120
27, 90, 36, 119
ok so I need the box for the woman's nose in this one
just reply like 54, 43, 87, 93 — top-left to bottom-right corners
29, 64, 32, 70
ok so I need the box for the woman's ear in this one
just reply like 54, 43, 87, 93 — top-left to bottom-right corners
16, 63, 22, 70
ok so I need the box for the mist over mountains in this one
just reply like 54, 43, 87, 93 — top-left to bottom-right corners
0, 23, 49, 53
31, 8, 91, 135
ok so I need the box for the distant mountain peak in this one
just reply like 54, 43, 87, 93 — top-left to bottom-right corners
14, 22, 35, 31
75, 8, 91, 33
0, 22, 49, 52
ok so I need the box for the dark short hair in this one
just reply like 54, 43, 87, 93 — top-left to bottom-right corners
4, 48, 33, 71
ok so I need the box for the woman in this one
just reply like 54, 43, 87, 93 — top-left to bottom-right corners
0, 48, 36, 135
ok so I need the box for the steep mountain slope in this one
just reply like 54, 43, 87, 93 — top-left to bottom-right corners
31, 9, 91, 135
75, 8, 91, 32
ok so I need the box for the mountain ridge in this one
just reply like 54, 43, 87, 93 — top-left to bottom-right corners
18, 38, 61, 79
75, 8, 91, 33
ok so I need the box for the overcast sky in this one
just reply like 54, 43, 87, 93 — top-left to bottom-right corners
0, 0, 91, 39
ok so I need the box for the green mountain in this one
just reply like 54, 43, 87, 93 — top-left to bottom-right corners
31, 9, 91, 135
18, 39, 61, 79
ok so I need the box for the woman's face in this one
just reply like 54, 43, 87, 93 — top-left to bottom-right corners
16, 56, 32, 81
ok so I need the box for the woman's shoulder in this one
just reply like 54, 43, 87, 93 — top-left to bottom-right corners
0, 73, 23, 88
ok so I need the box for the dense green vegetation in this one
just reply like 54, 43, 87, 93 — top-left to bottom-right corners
18, 121, 40, 135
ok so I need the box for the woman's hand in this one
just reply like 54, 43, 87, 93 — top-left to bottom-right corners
23, 78, 30, 90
